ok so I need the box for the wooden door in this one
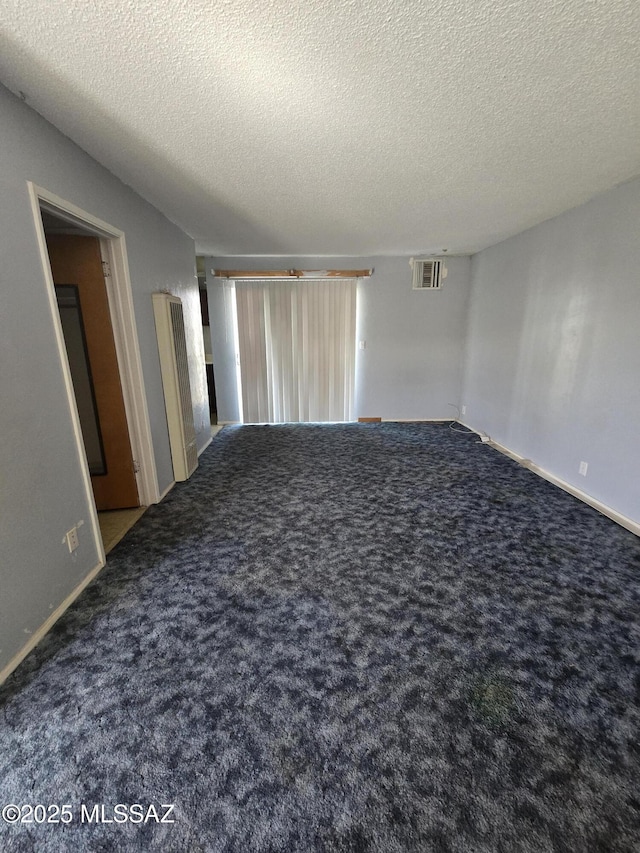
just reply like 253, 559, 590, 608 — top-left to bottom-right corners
47, 234, 139, 510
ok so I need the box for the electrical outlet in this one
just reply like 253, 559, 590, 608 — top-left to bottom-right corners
66, 526, 79, 553
461, 405, 466, 415
359, 340, 366, 350
579, 461, 588, 476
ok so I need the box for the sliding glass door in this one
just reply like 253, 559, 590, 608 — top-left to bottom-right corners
235, 278, 357, 423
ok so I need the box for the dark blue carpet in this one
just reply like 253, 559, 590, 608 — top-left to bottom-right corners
1, 423, 640, 852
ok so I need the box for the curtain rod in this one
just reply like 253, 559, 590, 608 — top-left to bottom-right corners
213, 269, 373, 279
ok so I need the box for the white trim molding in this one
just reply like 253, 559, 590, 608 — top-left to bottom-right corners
28, 183, 160, 506
460, 424, 640, 538
27, 184, 105, 564
0, 559, 105, 686
198, 436, 213, 456
100, 236, 160, 504
158, 480, 176, 502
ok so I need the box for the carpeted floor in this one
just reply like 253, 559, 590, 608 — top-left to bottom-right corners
1, 422, 640, 852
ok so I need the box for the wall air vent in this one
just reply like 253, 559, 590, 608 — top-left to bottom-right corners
411, 258, 444, 290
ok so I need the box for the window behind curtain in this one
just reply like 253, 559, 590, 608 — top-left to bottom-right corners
235, 278, 357, 423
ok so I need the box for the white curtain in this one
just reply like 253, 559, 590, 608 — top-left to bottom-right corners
235, 278, 357, 423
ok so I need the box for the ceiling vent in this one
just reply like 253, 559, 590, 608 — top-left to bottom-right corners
411, 258, 445, 290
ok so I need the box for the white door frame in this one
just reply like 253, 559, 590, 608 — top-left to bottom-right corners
28, 183, 161, 531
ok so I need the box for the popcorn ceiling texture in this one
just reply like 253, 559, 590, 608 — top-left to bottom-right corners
0, 0, 639, 255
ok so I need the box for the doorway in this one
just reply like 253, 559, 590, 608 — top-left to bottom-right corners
46, 231, 139, 510
29, 184, 160, 555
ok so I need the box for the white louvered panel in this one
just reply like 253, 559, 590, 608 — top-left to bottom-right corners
411, 258, 443, 290
152, 293, 198, 481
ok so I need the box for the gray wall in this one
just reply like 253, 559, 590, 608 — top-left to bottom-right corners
355, 256, 471, 420
0, 84, 207, 673
206, 255, 472, 422
461, 177, 640, 523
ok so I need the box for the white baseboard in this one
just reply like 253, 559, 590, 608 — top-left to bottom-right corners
381, 418, 450, 423
0, 559, 105, 687
158, 480, 175, 502
459, 423, 640, 537
218, 418, 452, 426
197, 436, 212, 456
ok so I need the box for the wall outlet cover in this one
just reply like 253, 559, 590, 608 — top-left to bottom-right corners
66, 526, 79, 552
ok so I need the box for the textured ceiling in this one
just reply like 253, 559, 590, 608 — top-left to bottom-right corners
1, 0, 639, 256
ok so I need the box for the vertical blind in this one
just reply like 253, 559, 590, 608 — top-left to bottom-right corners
235, 278, 357, 423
